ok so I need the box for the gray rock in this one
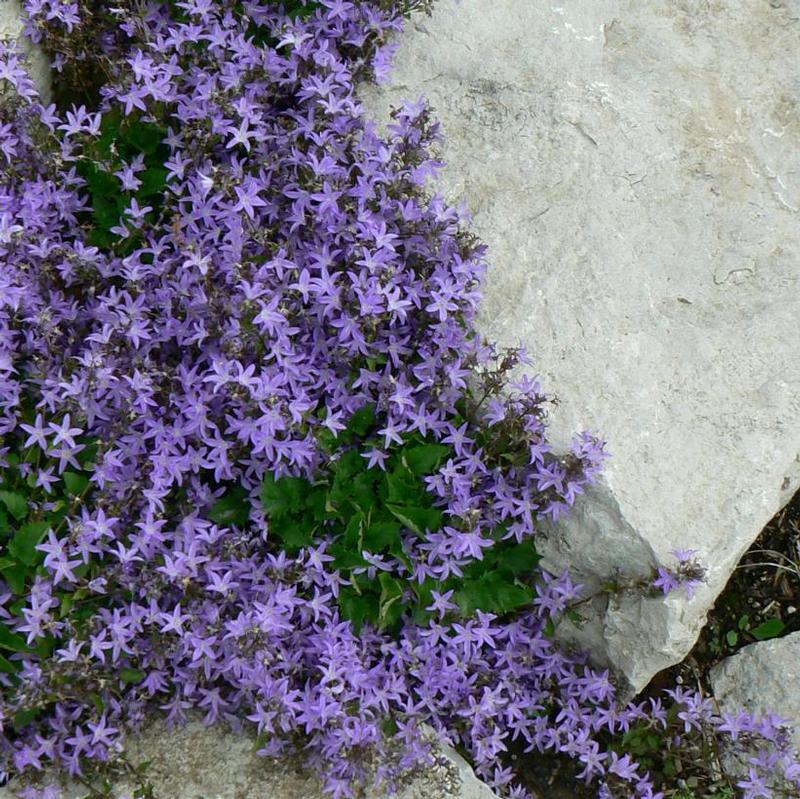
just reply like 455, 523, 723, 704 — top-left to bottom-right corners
710, 632, 800, 750
0, 720, 498, 799
0, 0, 51, 101
360, 0, 800, 692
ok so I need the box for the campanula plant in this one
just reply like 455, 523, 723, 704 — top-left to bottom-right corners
0, 2, 797, 799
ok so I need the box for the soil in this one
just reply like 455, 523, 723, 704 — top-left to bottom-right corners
690, 488, 800, 669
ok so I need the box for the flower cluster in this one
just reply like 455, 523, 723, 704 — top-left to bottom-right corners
652, 549, 706, 600
0, 2, 797, 799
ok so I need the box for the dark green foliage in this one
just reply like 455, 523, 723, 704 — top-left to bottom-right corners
455, 568, 535, 617
229, 0, 324, 47
209, 485, 252, 527
402, 443, 450, 476
120, 667, 146, 685
63, 471, 90, 496
0, 491, 28, 522
75, 109, 170, 255
210, 405, 542, 634
0, 410, 98, 675
8, 521, 51, 567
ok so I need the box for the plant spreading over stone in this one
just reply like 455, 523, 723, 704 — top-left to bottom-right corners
0, 2, 798, 798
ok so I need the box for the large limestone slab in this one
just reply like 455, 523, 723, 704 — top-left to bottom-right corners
0, 720, 498, 799
361, 0, 800, 691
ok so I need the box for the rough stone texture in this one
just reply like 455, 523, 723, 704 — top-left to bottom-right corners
711, 631, 800, 749
360, 0, 800, 692
0, 0, 51, 100
0, 719, 498, 799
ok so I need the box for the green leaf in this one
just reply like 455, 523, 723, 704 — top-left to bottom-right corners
339, 588, 378, 635
96, 107, 123, 155
0, 623, 31, 652
492, 579, 534, 614
331, 449, 367, 484
341, 512, 365, 549
737, 614, 750, 631
78, 440, 99, 468
305, 486, 330, 522
384, 466, 423, 506
0, 490, 28, 522
137, 166, 169, 197
327, 453, 374, 513
348, 471, 379, 513
87, 227, 116, 249
261, 474, 309, 518
33, 635, 56, 659
92, 194, 123, 230
330, 545, 368, 571
378, 573, 406, 628
410, 604, 435, 626
288, 0, 323, 19
80, 161, 119, 197
269, 515, 314, 552
386, 504, 442, 537
0, 562, 27, 594
315, 427, 338, 454
402, 443, 450, 476
455, 571, 533, 616
494, 540, 541, 576
8, 520, 50, 567
63, 471, 89, 496
345, 404, 376, 438
13, 707, 40, 731
726, 630, 738, 647
89, 693, 106, 714
209, 485, 251, 527
411, 578, 437, 609
752, 618, 785, 641
120, 667, 145, 684
364, 519, 402, 551
0, 652, 17, 674
121, 122, 166, 155
59, 592, 75, 618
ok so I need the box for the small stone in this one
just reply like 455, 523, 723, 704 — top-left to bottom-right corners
711, 631, 800, 751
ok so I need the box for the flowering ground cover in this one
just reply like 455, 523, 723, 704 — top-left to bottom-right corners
0, 2, 798, 798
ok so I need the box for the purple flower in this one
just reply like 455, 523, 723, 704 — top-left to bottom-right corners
653, 566, 681, 596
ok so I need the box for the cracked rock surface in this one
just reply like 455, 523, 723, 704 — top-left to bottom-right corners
360, 0, 800, 691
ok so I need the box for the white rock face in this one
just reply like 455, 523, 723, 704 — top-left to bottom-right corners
360, 0, 800, 692
0, 720, 498, 799
711, 632, 800, 749
0, 0, 50, 100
